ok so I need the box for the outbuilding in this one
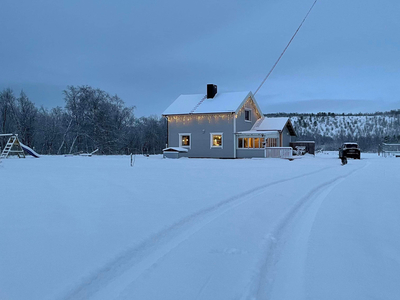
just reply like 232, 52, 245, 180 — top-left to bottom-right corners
162, 147, 189, 159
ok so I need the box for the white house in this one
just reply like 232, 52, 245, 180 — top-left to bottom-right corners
163, 84, 296, 158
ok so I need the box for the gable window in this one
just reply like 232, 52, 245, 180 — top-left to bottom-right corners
179, 133, 191, 148
245, 109, 251, 122
210, 133, 223, 148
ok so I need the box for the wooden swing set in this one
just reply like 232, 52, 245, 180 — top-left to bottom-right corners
0, 133, 26, 159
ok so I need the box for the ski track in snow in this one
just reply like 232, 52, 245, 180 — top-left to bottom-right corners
59, 165, 337, 300
242, 161, 369, 300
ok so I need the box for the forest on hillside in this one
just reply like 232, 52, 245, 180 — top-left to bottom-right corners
267, 112, 400, 152
0, 86, 167, 155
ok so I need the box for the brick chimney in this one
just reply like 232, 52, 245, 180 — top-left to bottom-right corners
207, 84, 217, 99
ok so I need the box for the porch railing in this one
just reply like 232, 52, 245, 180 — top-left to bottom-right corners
265, 147, 293, 158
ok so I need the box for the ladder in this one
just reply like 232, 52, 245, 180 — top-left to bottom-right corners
0, 135, 25, 159
190, 95, 207, 114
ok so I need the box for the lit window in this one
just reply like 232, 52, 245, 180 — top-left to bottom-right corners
245, 109, 251, 122
211, 133, 223, 148
179, 133, 191, 148
237, 137, 265, 149
260, 138, 265, 148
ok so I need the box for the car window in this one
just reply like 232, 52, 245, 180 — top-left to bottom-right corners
345, 144, 358, 148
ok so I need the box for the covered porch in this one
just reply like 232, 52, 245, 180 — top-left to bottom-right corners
235, 131, 292, 158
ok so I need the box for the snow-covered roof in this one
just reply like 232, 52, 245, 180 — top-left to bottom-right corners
253, 117, 287, 131
163, 91, 262, 115
162, 147, 189, 152
252, 117, 296, 136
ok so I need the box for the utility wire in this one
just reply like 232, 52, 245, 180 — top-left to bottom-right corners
254, 0, 318, 96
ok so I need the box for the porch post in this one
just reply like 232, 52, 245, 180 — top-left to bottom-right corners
233, 113, 237, 158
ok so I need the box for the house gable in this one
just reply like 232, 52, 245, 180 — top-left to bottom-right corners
235, 94, 263, 119
235, 96, 263, 132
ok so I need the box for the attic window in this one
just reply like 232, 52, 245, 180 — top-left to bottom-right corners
179, 133, 191, 148
245, 109, 251, 122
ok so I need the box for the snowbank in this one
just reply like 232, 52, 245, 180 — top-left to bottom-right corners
1, 153, 399, 300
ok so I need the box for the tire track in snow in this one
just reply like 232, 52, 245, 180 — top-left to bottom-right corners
243, 162, 369, 300
60, 166, 336, 300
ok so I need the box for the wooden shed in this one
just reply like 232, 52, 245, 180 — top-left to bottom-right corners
290, 141, 315, 155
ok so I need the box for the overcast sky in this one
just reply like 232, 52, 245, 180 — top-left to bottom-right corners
1, 0, 399, 116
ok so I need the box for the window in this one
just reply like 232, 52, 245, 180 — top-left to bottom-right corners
179, 133, 191, 148
266, 138, 277, 147
210, 133, 223, 148
238, 137, 266, 149
248, 137, 253, 148
243, 138, 248, 148
260, 138, 265, 148
245, 109, 251, 122
238, 138, 243, 148
238, 137, 263, 148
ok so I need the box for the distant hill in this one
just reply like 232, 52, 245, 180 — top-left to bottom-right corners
265, 110, 400, 152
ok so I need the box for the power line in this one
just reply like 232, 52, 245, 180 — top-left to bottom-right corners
254, 0, 319, 96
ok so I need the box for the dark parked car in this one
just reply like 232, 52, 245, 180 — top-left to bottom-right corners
339, 143, 361, 159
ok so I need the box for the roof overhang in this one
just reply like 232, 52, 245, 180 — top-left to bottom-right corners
236, 130, 279, 137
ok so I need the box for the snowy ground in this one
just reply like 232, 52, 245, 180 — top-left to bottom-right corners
1, 152, 399, 300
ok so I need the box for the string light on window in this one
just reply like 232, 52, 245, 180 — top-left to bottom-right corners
237, 97, 261, 119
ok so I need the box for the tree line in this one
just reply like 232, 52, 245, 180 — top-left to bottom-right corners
3, 86, 399, 155
0, 86, 167, 155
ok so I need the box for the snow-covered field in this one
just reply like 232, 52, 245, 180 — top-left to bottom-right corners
1, 153, 399, 300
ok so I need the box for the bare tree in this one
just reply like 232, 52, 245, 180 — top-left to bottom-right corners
16, 90, 38, 147
0, 88, 17, 134
2, 86, 166, 155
